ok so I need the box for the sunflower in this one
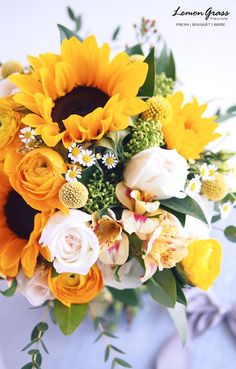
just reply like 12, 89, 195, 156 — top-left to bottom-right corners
0, 169, 51, 278
10, 36, 148, 148
162, 92, 220, 159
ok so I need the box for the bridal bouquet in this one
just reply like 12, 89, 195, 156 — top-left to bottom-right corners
0, 16, 235, 369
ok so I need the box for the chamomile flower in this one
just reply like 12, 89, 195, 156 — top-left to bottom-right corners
219, 201, 232, 219
65, 165, 82, 182
200, 163, 217, 181
186, 175, 202, 194
78, 149, 96, 167
68, 143, 82, 162
102, 152, 118, 169
19, 127, 35, 143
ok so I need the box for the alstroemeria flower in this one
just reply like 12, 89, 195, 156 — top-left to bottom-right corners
93, 209, 129, 265
142, 212, 189, 282
116, 182, 160, 216
122, 210, 159, 240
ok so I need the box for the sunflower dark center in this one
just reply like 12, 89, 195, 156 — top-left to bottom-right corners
4, 190, 39, 240
51, 86, 109, 132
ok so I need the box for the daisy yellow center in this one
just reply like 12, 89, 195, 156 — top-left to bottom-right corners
24, 131, 33, 139
82, 155, 92, 163
190, 182, 196, 191
106, 157, 114, 165
69, 171, 77, 178
71, 147, 80, 157
51, 86, 109, 132
209, 169, 216, 177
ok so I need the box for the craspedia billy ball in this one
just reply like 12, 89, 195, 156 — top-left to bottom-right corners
59, 182, 88, 208
201, 174, 228, 201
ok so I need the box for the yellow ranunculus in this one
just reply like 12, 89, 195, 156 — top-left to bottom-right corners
181, 239, 222, 290
0, 98, 22, 161
48, 265, 103, 307
4, 147, 67, 211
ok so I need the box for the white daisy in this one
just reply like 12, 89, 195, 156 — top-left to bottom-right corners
19, 127, 35, 143
102, 152, 118, 169
65, 166, 82, 182
186, 175, 202, 194
200, 163, 217, 181
68, 143, 82, 162
77, 149, 96, 167
219, 201, 232, 219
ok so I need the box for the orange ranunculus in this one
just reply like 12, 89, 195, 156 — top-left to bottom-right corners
48, 265, 103, 306
4, 147, 67, 211
0, 169, 52, 278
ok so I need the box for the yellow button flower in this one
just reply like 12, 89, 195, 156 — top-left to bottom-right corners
4, 147, 67, 211
48, 265, 103, 306
181, 239, 222, 290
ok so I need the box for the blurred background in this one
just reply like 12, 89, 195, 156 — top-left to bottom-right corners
0, 0, 236, 368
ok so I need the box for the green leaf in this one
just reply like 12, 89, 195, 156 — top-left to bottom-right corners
110, 345, 125, 354
75, 15, 82, 32
54, 300, 87, 335
216, 113, 236, 123
22, 338, 39, 352
138, 48, 155, 98
160, 195, 208, 224
176, 281, 187, 306
168, 302, 188, 344
161, 208, 186, 227
126, 44, 143, 56
21, 363, 33, 369
114, 358, 132, 368
104, 345, 110, 362
108, 287, 140, 306
103, 331, 118, 339
146, 269, 177, 308
227, 105, 236, 114
37, 322, 48, 332
67, 6, 76, 20
112, 26, 121, 41
156, 43, 176, 80
0, 279, 17, 297
57, 24, 83, 43
28, 349, 40, 355
79, 166, 96, 185
212, 214, 221, 223
224, 226, 236, 242
34, 352, 42, 366
40, 340, 49, 354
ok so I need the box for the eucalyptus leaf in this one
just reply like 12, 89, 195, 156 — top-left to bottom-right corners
108, 287, 140, 306
54, 300, 87, 335
146, 269, 177, 308
21, 363, 33, 369
67, 6, 76, 20
0, 278, 17, 297
168, 302, 188, 344
160, 195, 207, 224
57, 24, 83, 43
216, 113, 236, 123
138, 48, 155, 98
224, 226, 236, 242
114, 358, 132, 368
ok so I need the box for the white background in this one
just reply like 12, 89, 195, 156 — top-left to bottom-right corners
0, 1, 236, 368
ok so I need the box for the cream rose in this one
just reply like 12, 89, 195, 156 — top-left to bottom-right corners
39, 210, 100, 274
17, 267, 53, 307
123, 147, 188, 199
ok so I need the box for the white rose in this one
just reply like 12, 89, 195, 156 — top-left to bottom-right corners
0, 78, 18, 98
123, 147, 188, 199
17, 268, 53, 307
98, 259, 144, 290
39, 210, 100, 275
